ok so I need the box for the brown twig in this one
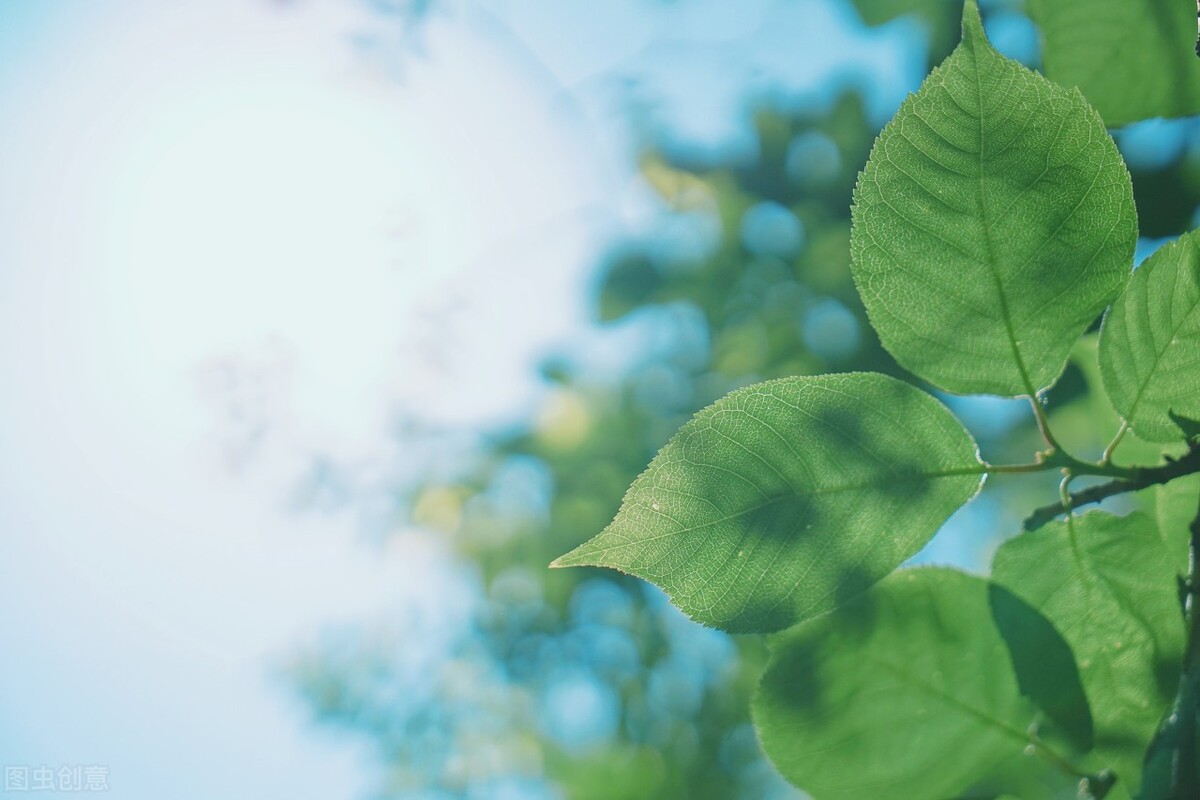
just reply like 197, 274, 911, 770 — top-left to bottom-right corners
1022, 445, 1200, 532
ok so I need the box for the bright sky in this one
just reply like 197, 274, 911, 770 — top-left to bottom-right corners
0, 2, 609, 795
0, 1, 920, 797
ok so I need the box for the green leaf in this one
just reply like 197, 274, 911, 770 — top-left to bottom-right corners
1028, 0, 1200, 128
753, 567, 1077, 799
1139, 669, 1200, 800
1147, 473, 1199, 577
1100, 231, 1200, 443
991, 511, 1186, 787
850, 0, 1136, 397
551, 373, 983, 633
1057, 333, 1166, 468
1170, 412, 1200, 444
989, 582, 1094, 753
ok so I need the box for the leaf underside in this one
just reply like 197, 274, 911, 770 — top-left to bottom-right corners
754, 568, 1074, 800
850, 0, 1135, 396
552, 372, 982, 633
1149, 474, 1200, 577
991, 511, 1186, 787
1100, 230, 1200, 443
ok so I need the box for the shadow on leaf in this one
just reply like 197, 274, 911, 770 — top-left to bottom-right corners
988, 583, 1093, 752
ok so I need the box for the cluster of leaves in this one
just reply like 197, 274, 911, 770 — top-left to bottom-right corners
554, 2, 1200, 798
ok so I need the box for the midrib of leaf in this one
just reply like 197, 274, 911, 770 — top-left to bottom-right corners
867, 655, 1034, 751
570, 465, 989, 557
1067, 511, 1088, 571
1075, 516, 1172, 640
969, 37, 1040, 400
1061, 519, 1108, 641
1057, 519, 1145, 637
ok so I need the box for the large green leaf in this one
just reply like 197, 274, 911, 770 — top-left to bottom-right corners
551, 373, 983, 633
754, 568, 1077, 799
1029, 0, 1200, 128
1100, 231, 1200, 443
850, 0, 1136, 396
991, 512, 1186, 788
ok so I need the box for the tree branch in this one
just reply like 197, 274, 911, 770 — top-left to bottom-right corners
1021, 445, 1200, 532
1143, 487, 1200, 797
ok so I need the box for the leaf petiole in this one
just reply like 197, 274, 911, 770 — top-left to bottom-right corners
1029, 393, 1064, 452
1101, 421, 1130, 466
984, 453, 1137, 480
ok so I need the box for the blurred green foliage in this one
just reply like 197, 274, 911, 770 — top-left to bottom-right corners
293, 88, 895, 800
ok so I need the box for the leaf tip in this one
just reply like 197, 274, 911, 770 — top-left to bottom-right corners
548, 545, 592, 570
960, 0, 985, 45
